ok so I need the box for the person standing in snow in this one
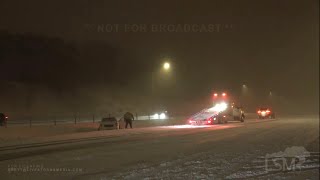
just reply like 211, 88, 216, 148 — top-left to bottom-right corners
124, 112, 134, 128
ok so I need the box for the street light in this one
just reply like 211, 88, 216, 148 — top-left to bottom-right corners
151, 61, 172, 112
242, 84, 248, 94
241, 84, 248, 108
163, 62, 170, 70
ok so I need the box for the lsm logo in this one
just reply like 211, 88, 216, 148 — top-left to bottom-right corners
264, 146, 319, 172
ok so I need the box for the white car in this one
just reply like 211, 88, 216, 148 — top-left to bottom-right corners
98, 117, 120, 130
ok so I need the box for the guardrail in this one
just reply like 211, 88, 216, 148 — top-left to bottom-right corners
0, 113, 173, 128
0, 112, 257, 128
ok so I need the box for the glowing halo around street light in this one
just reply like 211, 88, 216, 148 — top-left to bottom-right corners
163, 62, 170, 70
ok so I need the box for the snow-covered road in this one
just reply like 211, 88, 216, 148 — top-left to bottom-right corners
0, 116, 319, 179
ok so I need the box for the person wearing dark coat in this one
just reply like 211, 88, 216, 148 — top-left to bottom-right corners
124, 112, 134, 128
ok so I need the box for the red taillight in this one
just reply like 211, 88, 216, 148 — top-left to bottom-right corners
222, 93, 226, 97
189, 120, 193, 123
5, 116, 8, 119
223, 115, 226, 118
213, 93, 218, 97
266, 110, 270, 113
207, 120, 211, 123
257, 111, 261, 114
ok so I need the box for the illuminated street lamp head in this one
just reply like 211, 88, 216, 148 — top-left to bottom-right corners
163, 62, 170, 70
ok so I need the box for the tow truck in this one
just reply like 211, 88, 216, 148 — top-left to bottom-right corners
188, 92, 245, 125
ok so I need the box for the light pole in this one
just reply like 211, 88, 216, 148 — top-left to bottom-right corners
150, 61, 171, 112
241, 84, 248, 108
242, 84, 248, 93
268, 90, 273, 107
151, 62, 171, 91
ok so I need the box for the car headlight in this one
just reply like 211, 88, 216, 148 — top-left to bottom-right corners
160, 113, 166, 119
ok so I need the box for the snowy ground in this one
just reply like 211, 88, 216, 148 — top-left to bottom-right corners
0, 115, 318, 179
0, 117, 190, 144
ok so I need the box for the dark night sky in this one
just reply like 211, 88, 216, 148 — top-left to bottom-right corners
0, 0, 319, 113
